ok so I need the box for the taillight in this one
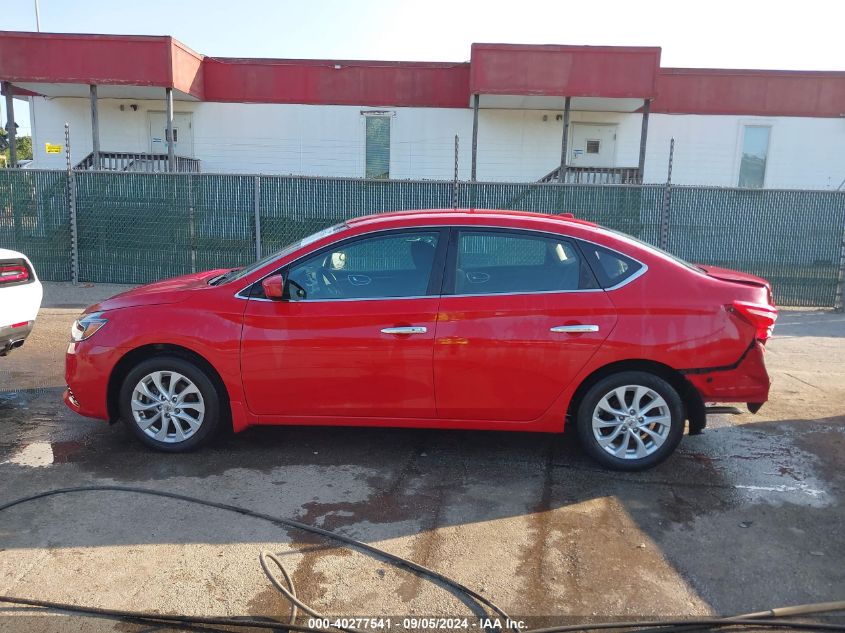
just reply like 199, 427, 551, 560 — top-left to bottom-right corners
0, 262, 30, 284
731, 300, 778, 342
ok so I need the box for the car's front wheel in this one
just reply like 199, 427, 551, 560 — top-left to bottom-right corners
119, 356, 220, 452
576, 371, 684, 470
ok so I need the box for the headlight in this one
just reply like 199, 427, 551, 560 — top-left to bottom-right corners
71, 312, 108, 341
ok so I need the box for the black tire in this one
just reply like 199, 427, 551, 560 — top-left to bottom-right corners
119, 355, 221, 452
576, 371, 684, 471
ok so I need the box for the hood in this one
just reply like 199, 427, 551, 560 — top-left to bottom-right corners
86, 268, 230, 313
696, 264, 772, 290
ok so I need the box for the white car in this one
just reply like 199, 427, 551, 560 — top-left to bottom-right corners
0, 248, 43, 356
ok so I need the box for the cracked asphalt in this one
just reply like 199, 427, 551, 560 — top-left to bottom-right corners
0, 283, 843, 631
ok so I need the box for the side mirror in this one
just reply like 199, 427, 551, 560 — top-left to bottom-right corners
261, 274, 285, 300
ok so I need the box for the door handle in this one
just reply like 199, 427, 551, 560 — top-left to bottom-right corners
550, 324, 599, 333
381, 326, 428, 335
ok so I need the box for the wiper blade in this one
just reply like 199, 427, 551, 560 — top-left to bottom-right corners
208, 268, 239, 286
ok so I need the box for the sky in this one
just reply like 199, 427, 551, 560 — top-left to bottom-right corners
4, 0, 845, 136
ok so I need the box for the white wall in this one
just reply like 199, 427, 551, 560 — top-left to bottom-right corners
646, 114, 845, 189
29, 96, 845, 189
29, 97, 474, 179
475, 109, 644, 181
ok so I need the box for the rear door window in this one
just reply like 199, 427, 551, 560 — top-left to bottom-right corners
448, 230, 598, 295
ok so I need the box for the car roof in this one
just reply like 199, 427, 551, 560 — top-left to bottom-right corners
345, 208, 598, 230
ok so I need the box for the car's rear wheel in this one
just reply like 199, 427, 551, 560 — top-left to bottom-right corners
576, 371, 684, 471
119, 356, 220, 452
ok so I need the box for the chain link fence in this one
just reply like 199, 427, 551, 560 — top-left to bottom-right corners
1, 169, 844, 308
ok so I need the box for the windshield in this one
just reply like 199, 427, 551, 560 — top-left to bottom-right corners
604, 227, 704, 273
209, 222, 348, 286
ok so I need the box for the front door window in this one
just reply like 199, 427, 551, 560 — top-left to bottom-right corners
286, 231, 441, 300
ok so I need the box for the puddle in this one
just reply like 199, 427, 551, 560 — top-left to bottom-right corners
679, 424, 835, 508
0, 387, 63, 411
0, 391, 31, 411
0, 440, 84, 467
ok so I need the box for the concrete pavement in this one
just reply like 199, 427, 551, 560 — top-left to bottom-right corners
0, 283, 842, 631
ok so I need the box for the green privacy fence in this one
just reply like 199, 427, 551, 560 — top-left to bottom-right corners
1, 169, 843, 307
0, 169, 72, 281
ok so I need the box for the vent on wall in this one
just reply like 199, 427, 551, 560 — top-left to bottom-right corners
586, 139, 601, 154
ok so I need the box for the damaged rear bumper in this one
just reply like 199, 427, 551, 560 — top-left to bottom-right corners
681, 341, 771, 434
683, 341, 771, 404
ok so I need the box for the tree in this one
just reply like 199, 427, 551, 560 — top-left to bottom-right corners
16, 135, 33, 160
0, 129, 33, 165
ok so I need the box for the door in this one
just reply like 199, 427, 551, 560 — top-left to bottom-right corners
569, 123, 617, 168
433, 229, 617, 422
241, 229, 447, 418
149, 112, 194, 157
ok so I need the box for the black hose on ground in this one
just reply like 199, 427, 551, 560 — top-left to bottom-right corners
0, 485, 843, 633
0, 485, 512, 633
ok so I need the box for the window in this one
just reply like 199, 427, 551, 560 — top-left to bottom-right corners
580, 242, 644, 288
286, 231, 440, 300
365, 116, 391, 179
738, 125, 770, 188
452, 231, 597, 295
586, 139, 601, 154
218, 223, 347, 287
602, 227, 702, 273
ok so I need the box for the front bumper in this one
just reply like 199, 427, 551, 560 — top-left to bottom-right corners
64, 341, 117, 421
0, 320, 34, 356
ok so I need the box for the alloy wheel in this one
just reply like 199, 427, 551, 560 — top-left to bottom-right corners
130, 370, 205, 444
591, 384, 671, 460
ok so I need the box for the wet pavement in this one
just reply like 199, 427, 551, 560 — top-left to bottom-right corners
0, 284, 843, 631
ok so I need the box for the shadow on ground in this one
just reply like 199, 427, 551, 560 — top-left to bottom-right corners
1, 386, 843, 617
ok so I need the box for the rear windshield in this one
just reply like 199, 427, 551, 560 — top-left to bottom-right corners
604, 228, 703, 273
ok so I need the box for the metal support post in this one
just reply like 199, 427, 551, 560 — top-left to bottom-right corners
470, 94, 479, 182
165, 87, 175, 172
254, 175, 262, 259
65, 123, 79, 284
638, 98, 651, 183
659, 138, 674, 251
453, 135, 459, 210
835, 216, 845, 312
4, 82, 17, 168
558, 97, 571, 183
89, 84, 100, 169
188, 175, 197, 273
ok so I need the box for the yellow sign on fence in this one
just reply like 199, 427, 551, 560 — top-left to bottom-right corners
45, 143, 63, 154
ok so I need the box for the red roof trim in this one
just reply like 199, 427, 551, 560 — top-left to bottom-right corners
0, 30, 205, 98
202, 57, 469, 107
471, 42, 663, 55
661, 66, 845, 79
470, 42, 661, 99
1, 31, 844, 117
653, 67, 845, 117
0, 30, 171, 43
206, 57, 465, 68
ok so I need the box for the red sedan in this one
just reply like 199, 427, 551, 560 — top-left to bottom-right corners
64, 209, 777, 470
